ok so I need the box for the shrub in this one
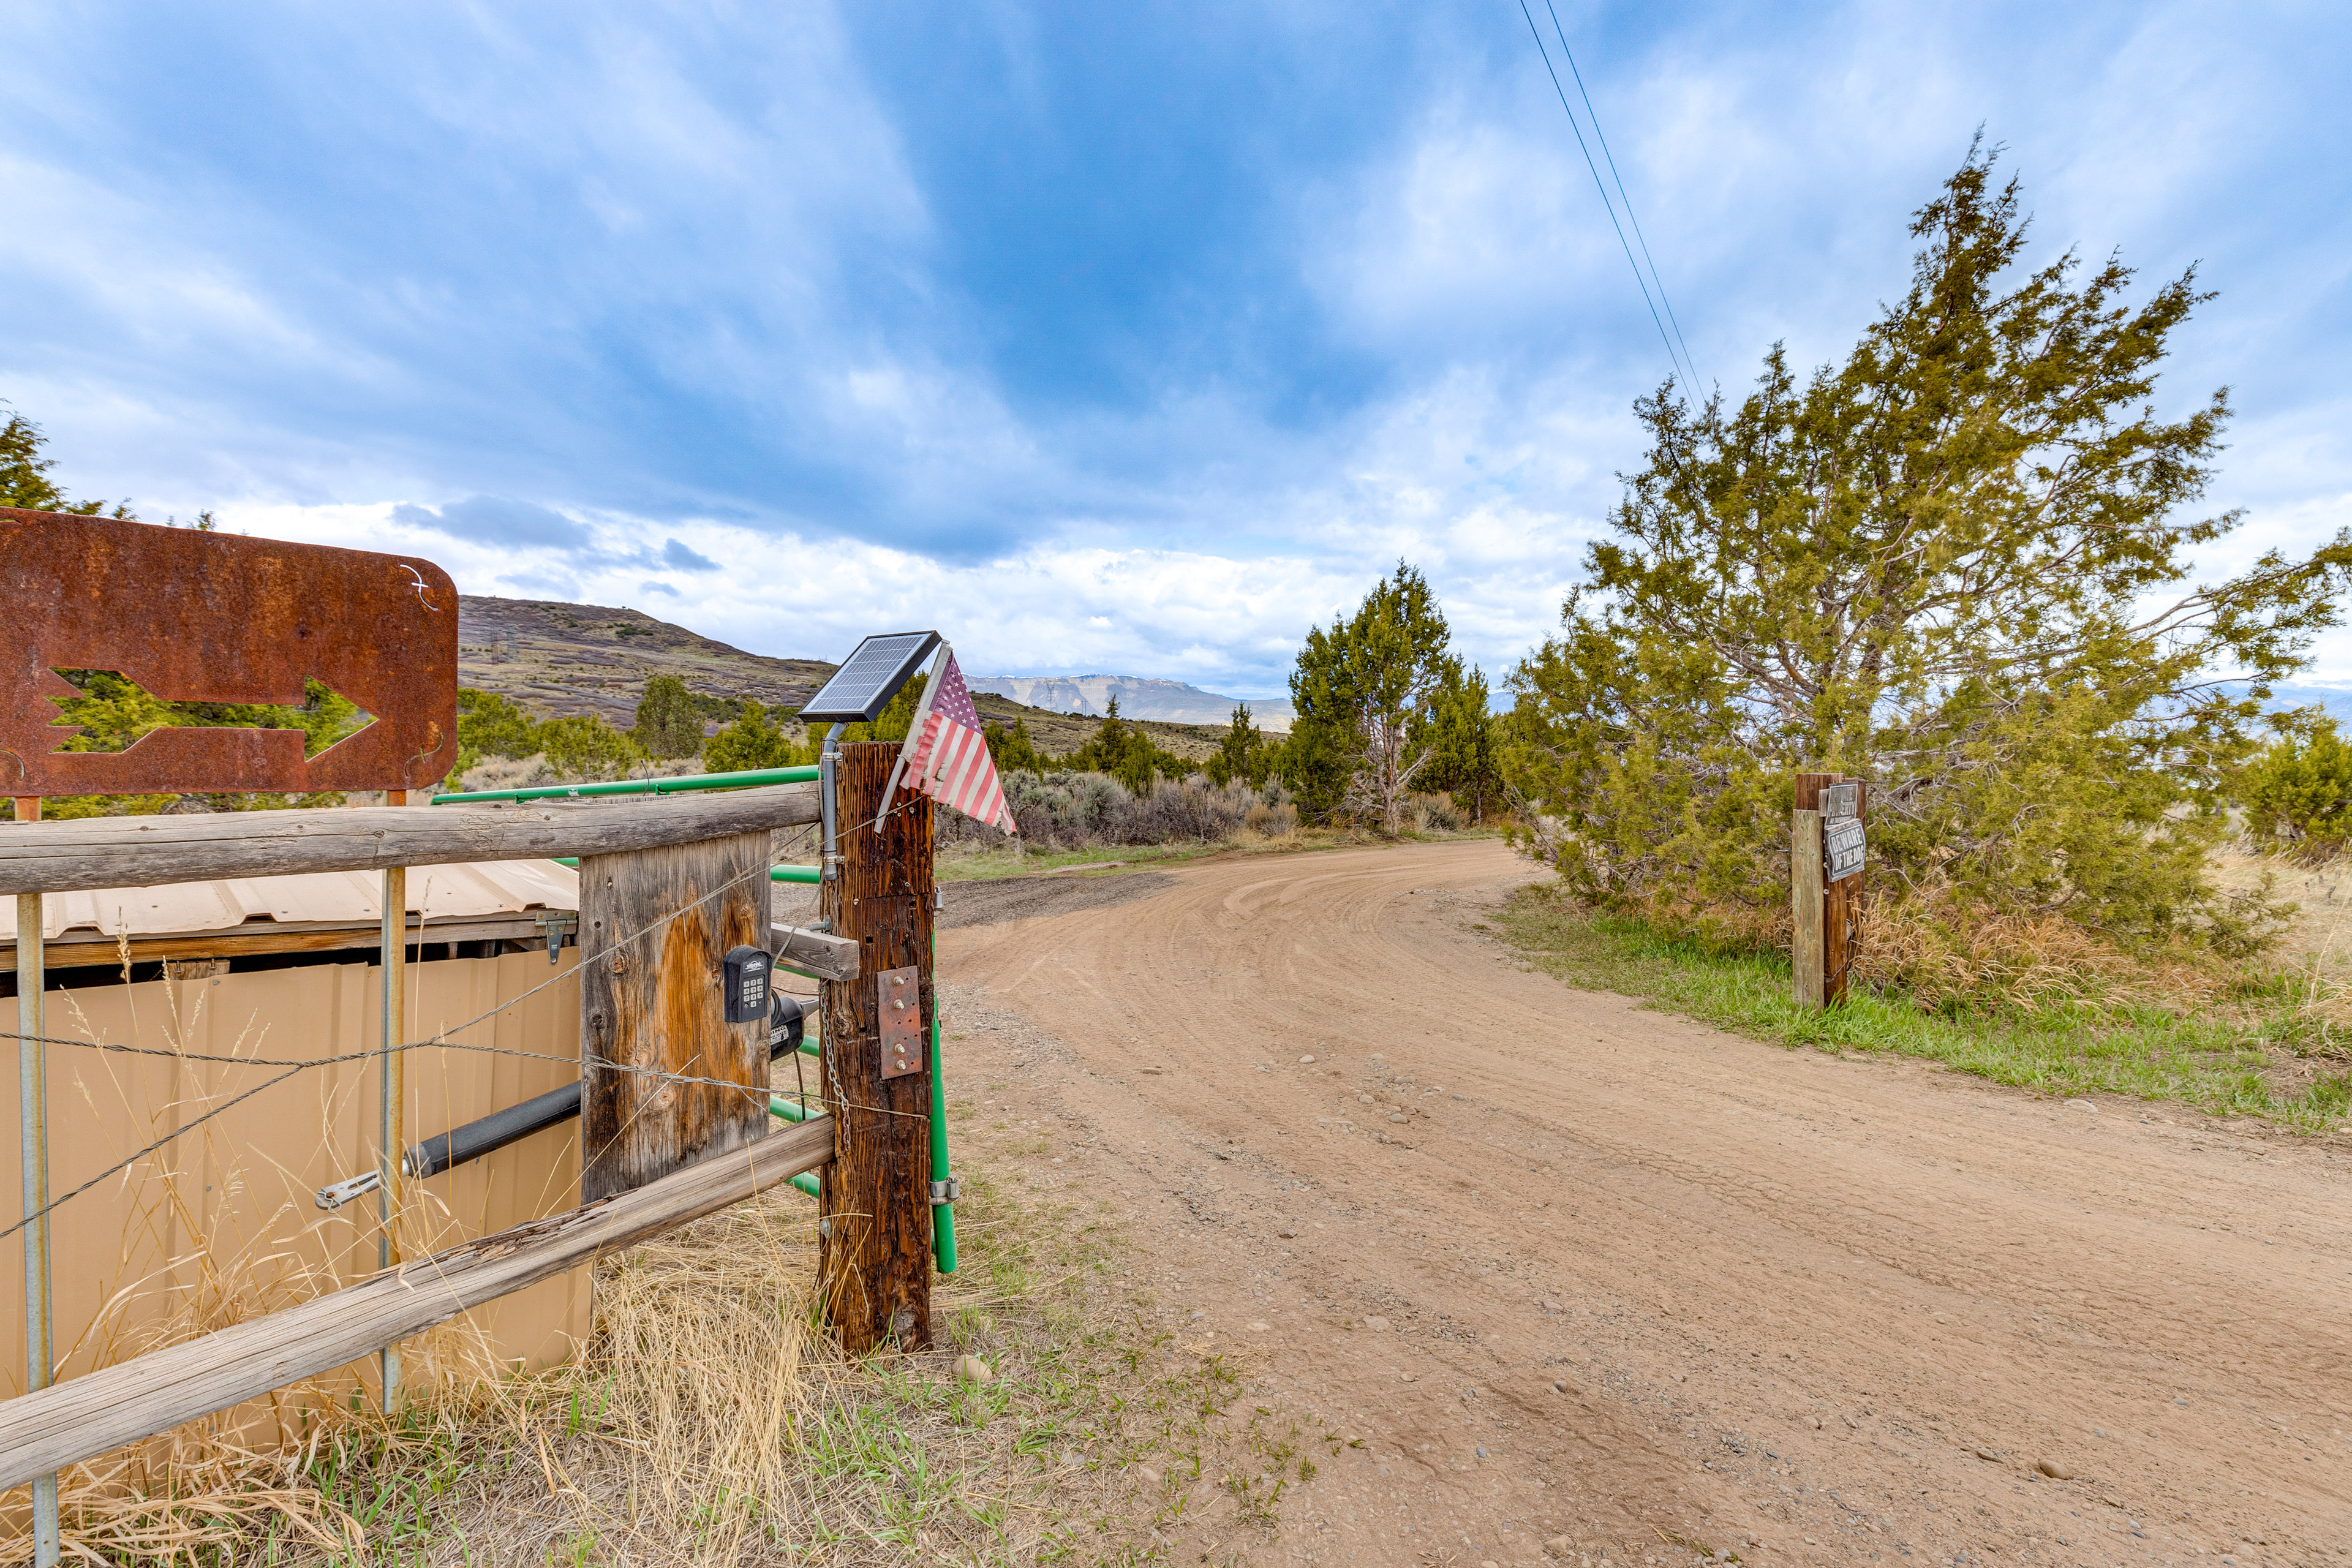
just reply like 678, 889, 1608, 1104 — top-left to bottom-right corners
703, 701, 809, 773
1406, 792, 1462, 833
538, 715, 644, 781
945, 772, 1297, 851
1244, 798, 1298, 837
2242, 721, 2352, 860
633, 675, 704, 758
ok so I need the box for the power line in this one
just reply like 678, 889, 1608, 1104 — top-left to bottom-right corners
1512, 0, 1695, 390
1544, 0, 1702, 388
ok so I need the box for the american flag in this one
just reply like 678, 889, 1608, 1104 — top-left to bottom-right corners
887, 646, 1017, 834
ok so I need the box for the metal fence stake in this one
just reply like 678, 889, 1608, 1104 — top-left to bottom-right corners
15, 794, 59, 1567
378, 793, 407, 1411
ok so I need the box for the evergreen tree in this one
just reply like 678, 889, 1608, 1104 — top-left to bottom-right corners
633, 674, 703, 758
1204, 703, 1271, 789
1422, 665, 1499, 823
2239, 719, 2352, 861
538, 714, 644, 780
1067, 696, 1185, 794
1, 409, 134, 516
457, 690, 547, 758
1286, 562, 1455, 833
704, 701, 808, 772
984, 714, 1046, 774
1506, 146, 2352, 947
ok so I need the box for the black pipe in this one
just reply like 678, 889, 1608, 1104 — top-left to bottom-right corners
403, 995, 808, 1178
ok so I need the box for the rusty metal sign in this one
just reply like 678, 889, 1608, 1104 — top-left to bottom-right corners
1825, 816, 1867, 883
1, 508, 458, 795
877, 964, 926, 1080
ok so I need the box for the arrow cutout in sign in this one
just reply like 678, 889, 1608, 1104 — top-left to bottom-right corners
43, 669, 379, 759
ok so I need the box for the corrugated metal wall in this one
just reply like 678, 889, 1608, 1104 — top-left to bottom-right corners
1, 948, 589, 1440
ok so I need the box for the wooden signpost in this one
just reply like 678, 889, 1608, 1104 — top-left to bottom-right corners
816, 741, 937, 1357
1792, 771, 1867, 1008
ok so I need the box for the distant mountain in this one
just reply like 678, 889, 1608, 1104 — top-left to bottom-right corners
970, 675, 1294, 732
456, 597, 836, 728
2263, 684, 2352, 725
452, 597, 1235, 758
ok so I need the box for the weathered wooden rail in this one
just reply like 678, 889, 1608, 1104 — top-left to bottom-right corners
0, 1116, 832, 1490
0, 785, 821, 895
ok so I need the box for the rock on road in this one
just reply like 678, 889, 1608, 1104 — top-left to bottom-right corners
938, 839, 2352, 1566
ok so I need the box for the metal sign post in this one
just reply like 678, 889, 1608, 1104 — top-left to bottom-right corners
13, 796, 58, 1567
377, 796, 407, 1411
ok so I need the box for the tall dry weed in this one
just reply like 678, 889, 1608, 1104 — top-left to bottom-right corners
9, 972, 527, 1565
1855, 902, 2222, 1014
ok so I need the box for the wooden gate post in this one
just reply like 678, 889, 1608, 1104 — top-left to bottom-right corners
579, 829, 773, 1202
818, 741, 935, 1356
1792, 772, 1834, 1008
1823, 778, 1865, 1005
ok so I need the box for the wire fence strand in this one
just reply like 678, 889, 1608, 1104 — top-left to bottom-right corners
0, 791, 933, 1246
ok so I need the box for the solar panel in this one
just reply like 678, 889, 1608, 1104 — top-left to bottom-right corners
798, 631, 941, 723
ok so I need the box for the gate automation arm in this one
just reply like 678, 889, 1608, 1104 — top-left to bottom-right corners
318, 996, 810, 1206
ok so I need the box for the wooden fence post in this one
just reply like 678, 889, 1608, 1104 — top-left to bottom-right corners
578, 829, 773, 1203
1792, 772, 1834, 1009
818, 741, 935, 1357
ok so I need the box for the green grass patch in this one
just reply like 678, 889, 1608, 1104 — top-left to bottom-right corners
1494, 885, 2351, 1133
936, 826, 1502, 883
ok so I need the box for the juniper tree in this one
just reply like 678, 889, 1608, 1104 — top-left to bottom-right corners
1288, 563, 1455, 833
1506, 145, 2352, 948
633, 674, 703, 758
1422, 665, 1499, 824
1204, 703, 1272, 789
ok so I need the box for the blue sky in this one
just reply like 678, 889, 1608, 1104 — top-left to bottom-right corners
7, 1, 2349, 699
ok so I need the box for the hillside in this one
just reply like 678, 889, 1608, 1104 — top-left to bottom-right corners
455, 596, 1231, 761
971, 673, 1294, 731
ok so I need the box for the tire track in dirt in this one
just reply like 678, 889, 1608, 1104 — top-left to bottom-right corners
939, 840, 2352, 1566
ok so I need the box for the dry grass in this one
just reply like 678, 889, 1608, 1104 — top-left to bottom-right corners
1854, 902, 2228, 1015
13, 1096, 1270, 1567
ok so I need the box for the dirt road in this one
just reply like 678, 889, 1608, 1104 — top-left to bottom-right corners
937, 839, 2351, 1568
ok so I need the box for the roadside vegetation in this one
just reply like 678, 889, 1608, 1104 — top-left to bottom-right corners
32, 1087, 1298, 1567
1483, 146, 2352, 1131
1498, 883, 2351, 1133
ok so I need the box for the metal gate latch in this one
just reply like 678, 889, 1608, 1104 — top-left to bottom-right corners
315, 1168, 384, 1211
929, 1175, 960, 1205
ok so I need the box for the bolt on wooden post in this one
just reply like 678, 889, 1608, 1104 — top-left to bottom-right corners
818, 741, 935, 1357
1792, 772, 1867, 1008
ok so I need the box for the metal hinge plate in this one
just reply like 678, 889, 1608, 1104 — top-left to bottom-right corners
878, 965, 925, 1080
